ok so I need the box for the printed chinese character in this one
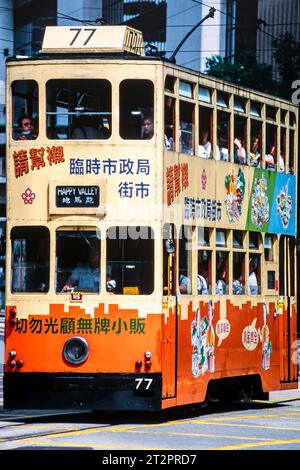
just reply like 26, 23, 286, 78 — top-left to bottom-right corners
29, 318, 43, 334
86, 158, 101, 175
103, 159, 117, 175
118, 181, 134, 198
70, 158, 84, 175
60, 318, 76, 334
46, 146, 65, 165
13, 150, 29, 178
137, 159, 150, 175
44, 317, 59, 334
77, 318, 93, 334
181, 163, 189, 190
135, 182, 150, 199
29, 147, 45, 171
166, 166, 174, 206
119, 159, 134, 175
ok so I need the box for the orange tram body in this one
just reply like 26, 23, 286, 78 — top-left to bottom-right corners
4, 26, 298, 411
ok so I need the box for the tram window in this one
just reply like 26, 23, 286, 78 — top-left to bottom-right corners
198, 227, 210, 247
164, 96, 175, 150
119, 79, 154, 140
265, 124, 277, 170
289, 112, 296, 127
266, 105, 277, 121
12, 80, 38, 140
233, 252, 245, 294
250, 120, 262, 167
234, 97, 246, 113
289, 237, 295, 296
56, 230, 100, 293
11, 226, 49, 293
249, 255, 260, 295
216, 251, 229, 295
46, 79, 111, 140
250, 101, 261, 118
198, 107, 213, 159
289, 130, 295, 174
264, 234, 274, 261
279, 236, 285, 295
198, 87, 211, 104
179, 80, 193, 99
163, 223, 176, 296
281, 109, 287, 125
216, 92, 229, 108
179, 101, 194, 155
249, 232, 261, 249
280, 128, 286, 173
233, 230, 244, 248
216, 230, 227, 247
106, 226, 154, 295
216, 111, 230, 161
267, 271, 276, 290
165, 75, 175, 93
198, 250, 211, 294
179, 225, 193, 295
234, 116, 247, 165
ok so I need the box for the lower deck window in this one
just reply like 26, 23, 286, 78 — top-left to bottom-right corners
11, 226, 50, 293
56, 230, 100, 293
106, 226, 154, 294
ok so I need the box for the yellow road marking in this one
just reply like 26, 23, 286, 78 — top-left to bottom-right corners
190, 421, 300, 431
121, 429, 270, 441
212, 438, 300, 450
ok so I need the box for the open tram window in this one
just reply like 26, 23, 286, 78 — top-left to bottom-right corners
106, 226, 154, 295
163, 223, 176, 295
179, 101, 195, 155
11, 226, 49, 293
12, 80, 38, 140
56, 230, 100, 293
216, 111, 230, 161
280, 128, 286, 173
119, 79, 154, 140
164, 96, 175, 150
265, 124, 277, 171
289, 129, 295, 174
198, 106, 213, 159
250, 120, 262, 168
248, 254, 261, 295
179, 225, 193, 295
264, 234, 276, 262
215, 251, 229, 295
233, 252, 245, 295
46, 79, 111, 140
198, 250, 211, 295
234, 115, 247, 165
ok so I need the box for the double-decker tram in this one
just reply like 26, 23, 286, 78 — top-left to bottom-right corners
4, 26, 298, 410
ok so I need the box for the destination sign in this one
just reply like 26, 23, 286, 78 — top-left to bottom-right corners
56, 185, 100, 208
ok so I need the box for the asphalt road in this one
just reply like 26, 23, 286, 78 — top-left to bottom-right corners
0, 388, 299, 451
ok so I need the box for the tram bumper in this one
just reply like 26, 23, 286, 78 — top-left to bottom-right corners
4, 372, 162, 411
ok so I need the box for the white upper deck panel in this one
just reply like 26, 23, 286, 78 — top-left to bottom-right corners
41, 25, 145, 56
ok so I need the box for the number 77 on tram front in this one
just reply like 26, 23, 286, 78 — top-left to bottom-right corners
4, 25, 298, 411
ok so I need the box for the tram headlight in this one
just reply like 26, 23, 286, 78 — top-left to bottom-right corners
63, 337, 89, 365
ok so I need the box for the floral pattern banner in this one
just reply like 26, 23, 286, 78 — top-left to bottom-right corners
246, 169, 296, 236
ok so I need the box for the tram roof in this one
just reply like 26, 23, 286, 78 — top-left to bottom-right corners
5, 26, 297, 108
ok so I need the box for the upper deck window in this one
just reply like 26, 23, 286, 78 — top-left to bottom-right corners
120, 79, 154, 140
11, 226, 50, 293
217, 92, 229, 108
46, 79, 111, 140
198, 87, 211, 104
250, 102, 261, 117
179, 81, 193, 99
234, 97, 246, 113
12, 80, 38, 141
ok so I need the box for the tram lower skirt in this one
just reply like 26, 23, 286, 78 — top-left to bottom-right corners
4, 372, 162, 411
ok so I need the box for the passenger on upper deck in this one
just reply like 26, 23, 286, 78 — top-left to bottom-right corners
142, 116, 154, 139
198, 130, 212, 159
248, 258, 259, 295
179, 273, 192, 295
215, 265, 227, 295
17, 114, 37, 140
234, 136, 247, 165
249, 136, 261, 167
216, 137, 229, 161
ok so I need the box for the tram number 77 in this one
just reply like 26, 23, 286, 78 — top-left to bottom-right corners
134, 378, 153, 390
69, 28, 96, 46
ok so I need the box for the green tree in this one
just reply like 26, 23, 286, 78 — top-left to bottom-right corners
273, 32, 300, 99
205, 52, 276, 94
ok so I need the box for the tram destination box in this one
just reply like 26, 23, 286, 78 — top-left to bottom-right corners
49, 180, 106, 215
